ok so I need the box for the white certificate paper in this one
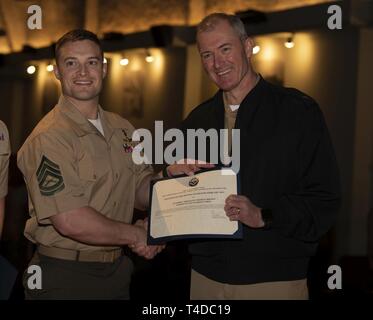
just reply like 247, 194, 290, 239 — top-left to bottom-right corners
148, 168, 242, 244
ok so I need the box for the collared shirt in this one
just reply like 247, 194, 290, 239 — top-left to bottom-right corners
17, 96, 153, 251
223, 104, 239, 155
88, 114, 105, 136
0, 120, 10, 198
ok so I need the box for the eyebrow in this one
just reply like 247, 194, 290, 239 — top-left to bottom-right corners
63, 56, 100, 62
218, 43, 231, 49
200, 42, 232, 55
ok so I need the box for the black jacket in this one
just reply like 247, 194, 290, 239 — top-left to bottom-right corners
181, 77, 341, 284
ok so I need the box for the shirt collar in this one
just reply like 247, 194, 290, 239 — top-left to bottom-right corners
214, 74, 265, 110
239, 73, 265, 107
57, 95, 115, 140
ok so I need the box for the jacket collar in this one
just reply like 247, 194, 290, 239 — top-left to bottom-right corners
211, 74, 266, 129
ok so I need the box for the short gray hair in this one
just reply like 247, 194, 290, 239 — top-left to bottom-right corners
196, 13, 248, 41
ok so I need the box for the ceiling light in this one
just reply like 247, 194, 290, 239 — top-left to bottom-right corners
27, 65, 36, 74
284, 37, 295, 49
145, 50, 154, 63
46, 64, 54, 72
252, 45, 260, 54
120, 58, 129, 66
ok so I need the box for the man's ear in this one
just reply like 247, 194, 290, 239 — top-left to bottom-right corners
53, 64, 61, 80
244, 37, 255, 59
102, 59, 107, 79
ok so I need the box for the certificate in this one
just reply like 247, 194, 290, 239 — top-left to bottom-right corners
148, 168, 242, 244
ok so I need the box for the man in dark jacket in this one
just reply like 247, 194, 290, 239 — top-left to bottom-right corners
175, 13, 340, 299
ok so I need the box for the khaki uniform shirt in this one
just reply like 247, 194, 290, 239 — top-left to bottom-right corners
0, 120, 10, 198
224, 105, 238, 155
17, 96, 153, 251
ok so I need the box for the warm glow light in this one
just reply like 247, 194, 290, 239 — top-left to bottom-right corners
261, 45, 275, 61
289, 33, 314, 77
145, 55, 154, 63
46, 64, 54, 72
145, 49, 155, 63
103, 57, 107, 64
284, 38, 295, 48
252, 45, 260, 54
120, 58, 129, 66
27, 65, 36, 74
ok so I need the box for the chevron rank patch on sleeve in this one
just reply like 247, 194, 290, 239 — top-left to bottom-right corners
36, 155, 65, 196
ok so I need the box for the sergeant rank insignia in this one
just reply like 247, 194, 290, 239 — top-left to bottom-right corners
36, 155, 65, 196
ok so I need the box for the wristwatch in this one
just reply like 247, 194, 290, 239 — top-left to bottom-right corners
260, 208, 273, 229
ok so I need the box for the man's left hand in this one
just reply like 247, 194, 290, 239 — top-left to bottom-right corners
224, 195, 265, 228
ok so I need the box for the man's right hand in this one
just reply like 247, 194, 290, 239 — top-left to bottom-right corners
129, 219, 165, 259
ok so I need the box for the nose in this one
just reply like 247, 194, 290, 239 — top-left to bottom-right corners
78, 64, 87, 76
214, 53, 224, 69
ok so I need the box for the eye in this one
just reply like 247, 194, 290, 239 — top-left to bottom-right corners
201, 52, 212, 60
221, 46, 231, 53
88, 60, 99, 66
65, 60, 77, 67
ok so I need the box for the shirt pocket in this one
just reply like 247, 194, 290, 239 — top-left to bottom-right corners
78, 152, 96, 182
121, 151, 136, 174
78, 151, 111, 182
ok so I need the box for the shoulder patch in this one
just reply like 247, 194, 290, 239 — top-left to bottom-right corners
36, 155, 65, 196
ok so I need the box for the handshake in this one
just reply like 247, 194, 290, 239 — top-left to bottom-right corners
127, 161, 215, 259
128, 218, 165, 259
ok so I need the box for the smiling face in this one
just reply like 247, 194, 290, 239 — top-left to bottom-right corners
197, 19, 253, 95
54, 40, 106, 105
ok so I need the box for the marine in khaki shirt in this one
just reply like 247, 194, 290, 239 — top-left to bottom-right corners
17, 95, 153, 252
17, 30, 165, 299
18, 29, 204, 299
0, 120, 10, 237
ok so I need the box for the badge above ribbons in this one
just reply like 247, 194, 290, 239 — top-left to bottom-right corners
36, 155, 65, 196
